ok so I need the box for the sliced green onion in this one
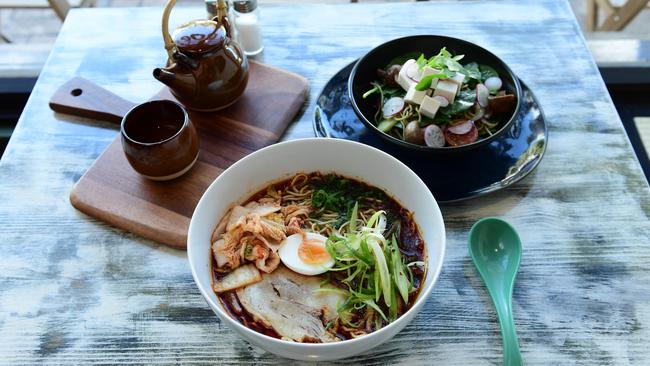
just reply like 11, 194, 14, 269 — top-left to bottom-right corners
367, 236, 391, 307
348, 202, 359, 232
364, 299, 388, 321
362, 86, 379, 99
388, 282, 398, 321
391, 236, 410, 303
366, 210, 386, 230
377, 119, 398, 132
313, 287, 349, 296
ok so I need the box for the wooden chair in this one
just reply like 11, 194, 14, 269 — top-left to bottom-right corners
586, 0, 650, 31
0, 0, 96, 42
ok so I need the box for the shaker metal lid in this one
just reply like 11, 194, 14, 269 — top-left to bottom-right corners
172, 20, 226, 54
233, 0, 257, 13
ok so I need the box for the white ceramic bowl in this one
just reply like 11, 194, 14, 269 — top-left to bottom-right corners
187, 138, 446, 361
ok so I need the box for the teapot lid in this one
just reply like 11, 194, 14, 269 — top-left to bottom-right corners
172, 20, 226, 54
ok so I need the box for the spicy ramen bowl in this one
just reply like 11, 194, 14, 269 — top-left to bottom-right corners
349, 35, 522, 153
187, 138, 445, 361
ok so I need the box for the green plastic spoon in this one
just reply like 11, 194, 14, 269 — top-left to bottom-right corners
468, 217, 524, 366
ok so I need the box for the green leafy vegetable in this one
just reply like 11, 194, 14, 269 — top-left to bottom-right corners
416, 53, 427, 69
461, 62, 482, 81
426, 47, 468, 75
382, 87, 404, 99
441, 89, 475, 117
419, 113, 451, 127
312, 189, 343, 212
426, 47, 454, 69
479, 64, 499, 81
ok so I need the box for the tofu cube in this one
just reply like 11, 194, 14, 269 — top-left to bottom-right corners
396, 59, 416, 91
421, 66, 442, 88
447, 72, 465, 87
419, 95, 441, 119
433, 80, 458, 104
446, 72, 466, 95
404, 85, 430, 105
397, 71, 415, 92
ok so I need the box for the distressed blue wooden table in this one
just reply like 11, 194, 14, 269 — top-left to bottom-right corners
1, 0, 649, 364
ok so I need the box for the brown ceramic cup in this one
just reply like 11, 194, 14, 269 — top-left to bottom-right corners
120, 100, 199, 181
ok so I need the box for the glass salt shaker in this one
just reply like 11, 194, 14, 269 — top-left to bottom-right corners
205, 0, 219, 18
233, 0, 264, 56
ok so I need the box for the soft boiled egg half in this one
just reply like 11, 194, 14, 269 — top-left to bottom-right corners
278, 232, 334, 276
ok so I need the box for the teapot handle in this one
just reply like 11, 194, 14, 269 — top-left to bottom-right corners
212, 0, 235, 39
161, 0, 177, 60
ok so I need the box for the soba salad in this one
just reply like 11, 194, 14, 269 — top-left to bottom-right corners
364, 47, 516, 147
210, 173, 427, 343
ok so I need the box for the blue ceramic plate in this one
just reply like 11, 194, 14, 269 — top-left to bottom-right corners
313, 61, 547, 203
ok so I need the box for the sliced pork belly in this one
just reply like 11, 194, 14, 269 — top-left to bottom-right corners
235, 266, 344, 343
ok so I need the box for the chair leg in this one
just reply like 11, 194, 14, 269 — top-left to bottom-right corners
599, 0, 648, 31
48, 0, 72, 21
586, 0, 597, 32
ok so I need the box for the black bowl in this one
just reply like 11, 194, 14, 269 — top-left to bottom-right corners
348, 35, 522, 153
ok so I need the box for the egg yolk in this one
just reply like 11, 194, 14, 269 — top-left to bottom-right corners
298, 238, 331, 264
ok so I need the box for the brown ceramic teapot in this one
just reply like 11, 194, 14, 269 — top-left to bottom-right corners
153, 0, 249, 112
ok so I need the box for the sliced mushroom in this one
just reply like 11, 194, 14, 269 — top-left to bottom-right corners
488, 94, 516, 114
376, 65, 401, 88
444, 120, 479, 146
404, 121, 425, 145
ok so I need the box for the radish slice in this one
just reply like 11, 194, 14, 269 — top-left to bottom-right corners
476, 83, 489, 107
485, 77, 502, 92
432, 95, 449, 107
447, 120, 474, 135
424, 125, 445, 147
405, 61, 422, 82
382, 97, 405, 118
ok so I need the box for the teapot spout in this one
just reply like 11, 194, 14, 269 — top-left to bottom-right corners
153, 68, 176, 86
153, 66, 197, 105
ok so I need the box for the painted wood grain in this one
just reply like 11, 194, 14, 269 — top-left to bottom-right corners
0, 0, 649, 364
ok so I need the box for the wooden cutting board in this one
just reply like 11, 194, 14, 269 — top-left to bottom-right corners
50, 61, 309, 249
